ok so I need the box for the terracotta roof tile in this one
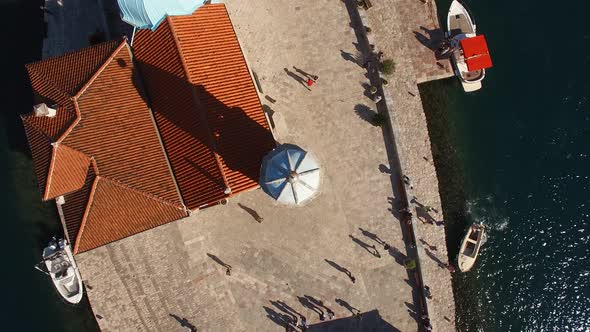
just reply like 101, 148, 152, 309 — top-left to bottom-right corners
25, 40, 121, 97
21, 104, 76, 142
63, 43, 181, 205
24, 4, 275, 252
171, 6, 275, 192
45, 144, 91, 199
133, 20, 228, 210
133, 4, 275, 208
74, 177, 187, 253
22, 120, 53, 196
61, 164, 97, 248
23, 40, 187, 252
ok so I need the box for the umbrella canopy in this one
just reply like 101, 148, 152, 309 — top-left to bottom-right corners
117, 0, 203, 30
260, 144, 320, 205
460, 35, 493, 71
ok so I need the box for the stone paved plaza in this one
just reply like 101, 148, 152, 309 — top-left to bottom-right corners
74, 0, 456, 331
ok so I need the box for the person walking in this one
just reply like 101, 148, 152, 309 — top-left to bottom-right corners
327, 309, 334, 320
299, 316, 308, 331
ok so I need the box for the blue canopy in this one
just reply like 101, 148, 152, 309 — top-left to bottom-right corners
118, 0, 203, 30
260, 144, 321, 205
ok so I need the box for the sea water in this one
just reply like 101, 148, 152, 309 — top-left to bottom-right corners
425, 0, 590, 330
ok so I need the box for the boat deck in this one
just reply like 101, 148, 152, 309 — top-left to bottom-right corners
449, 13, 474, 37
451, 48, 484, 81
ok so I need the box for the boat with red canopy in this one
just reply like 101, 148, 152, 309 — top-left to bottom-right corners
446, 0, 492, 92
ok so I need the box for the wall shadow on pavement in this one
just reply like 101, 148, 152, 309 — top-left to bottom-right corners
310, 309, 401, 332
341, 0, 430, 329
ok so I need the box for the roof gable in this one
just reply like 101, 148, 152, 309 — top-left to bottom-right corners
26, 40, 121, 97
45, 144, 91, 199
61, 43, 181, 205
74, 177, 187, 253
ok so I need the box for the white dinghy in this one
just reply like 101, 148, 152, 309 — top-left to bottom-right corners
457, 224, 486, 272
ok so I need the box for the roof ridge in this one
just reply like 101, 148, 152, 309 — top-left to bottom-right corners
99, 175, 186, 210
125, 40, 188, 210
56, 40, 128, 144
74, 39, 128, 99
72, 174, 99, 254
167, 15, 230, 195
72, 173, 186, 254
43, 144, 59, 200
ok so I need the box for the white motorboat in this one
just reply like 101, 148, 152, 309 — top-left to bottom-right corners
457, 223, 486, 272
41, 238, 84, 304
446, 0, 492, 92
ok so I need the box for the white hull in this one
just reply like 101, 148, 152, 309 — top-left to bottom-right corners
457, 224, 486, 272
446, 0, 485, 92
43, 239, 84, 304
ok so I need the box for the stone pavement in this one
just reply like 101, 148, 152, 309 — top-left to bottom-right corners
74, 0, 446, 331
360, 0, 457, 331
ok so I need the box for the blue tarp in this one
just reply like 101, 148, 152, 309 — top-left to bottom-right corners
118, 0, 204, 30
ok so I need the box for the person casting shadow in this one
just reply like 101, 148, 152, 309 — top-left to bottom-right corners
284, 68, 311, 91
349, 234, 381, 258
237, 203, 264, 223
169, 314, 197, 332
324, 259, 356, 283
206, 253, 232, 275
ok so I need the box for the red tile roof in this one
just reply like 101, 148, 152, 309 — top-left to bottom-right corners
46, 144, 91, 199
133, 4, 276, 209
23, 40, 187, 253
74, 176, 187, 253
23, 4, 275, 252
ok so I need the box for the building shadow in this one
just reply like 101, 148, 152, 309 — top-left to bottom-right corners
309, 309, 401, 332
131, 60, 276, 209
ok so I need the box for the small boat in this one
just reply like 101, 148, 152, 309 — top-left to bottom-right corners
457, 223, 486, 272
40, 238, 84, 304
445, 0, 492, 92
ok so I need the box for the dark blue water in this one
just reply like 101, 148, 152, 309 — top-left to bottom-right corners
0, 1, 98, 330
427, 0, 590, 331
